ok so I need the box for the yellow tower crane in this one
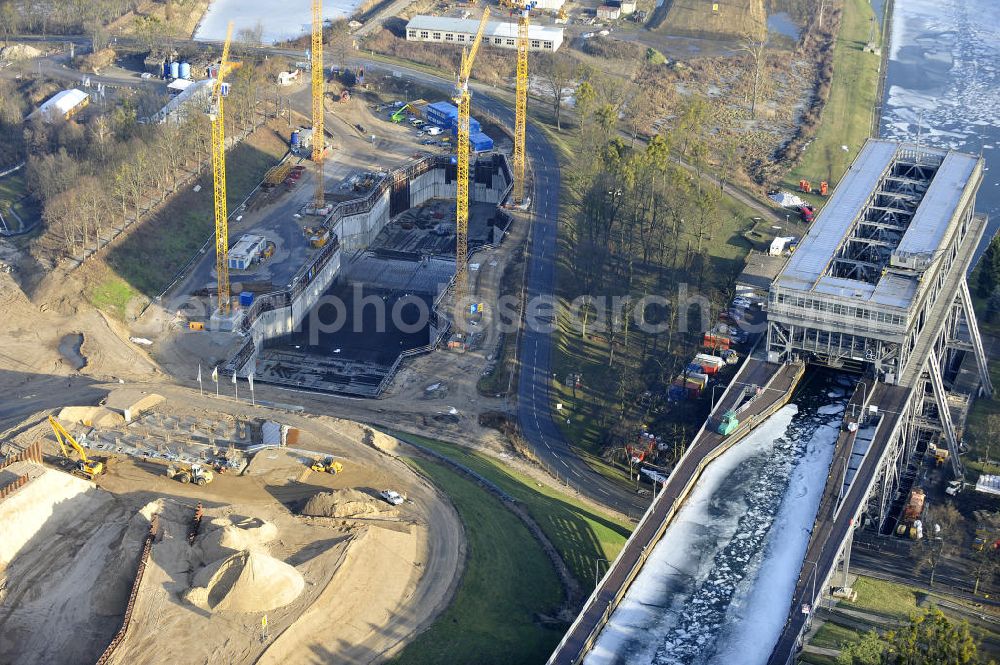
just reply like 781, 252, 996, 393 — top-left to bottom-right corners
212, 22, 235, 315
312, 0, 326, 207
454, 8, 491, 304
513, 2, 531, 204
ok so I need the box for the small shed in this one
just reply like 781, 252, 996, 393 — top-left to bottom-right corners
736, 250, 787, 305
228, 234, 266, 271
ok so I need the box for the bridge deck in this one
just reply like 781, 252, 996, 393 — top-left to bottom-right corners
767, 382, 911, 665
549, 358, 804, 665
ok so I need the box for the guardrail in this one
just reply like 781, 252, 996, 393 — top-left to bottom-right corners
549, 354, 805, 664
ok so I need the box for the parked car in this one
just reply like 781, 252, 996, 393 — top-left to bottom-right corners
421, 139, 437, 145
731, 296, 751, 308
355, 123, 366, 133
380, 489, 404, 505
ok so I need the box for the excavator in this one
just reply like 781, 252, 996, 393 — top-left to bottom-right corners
48, 415, 105, 480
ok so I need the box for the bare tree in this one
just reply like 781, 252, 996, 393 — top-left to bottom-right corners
739, 31, 768, 118
536, 52, 575, 131
916, 503, 962, 586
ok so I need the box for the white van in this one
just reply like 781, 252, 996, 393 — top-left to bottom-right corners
426, 126, 443, 136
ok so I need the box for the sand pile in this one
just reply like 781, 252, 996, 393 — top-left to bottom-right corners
186, 549, 304, 612
57, 405, 125, 427
195, 516, 278, 563
0, 44, 41, 60
302, 489, 397, 519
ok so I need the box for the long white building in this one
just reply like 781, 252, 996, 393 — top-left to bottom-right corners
405, 15, 564, 52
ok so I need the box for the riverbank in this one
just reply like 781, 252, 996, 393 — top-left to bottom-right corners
782, 0, 884, 196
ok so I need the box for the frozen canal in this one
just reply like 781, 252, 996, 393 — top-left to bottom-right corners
586, 384, 845, 665
880, 0, 1000, 262
195, 0, 364, 44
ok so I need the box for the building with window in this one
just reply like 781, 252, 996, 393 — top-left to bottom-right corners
405, 16, 564, 52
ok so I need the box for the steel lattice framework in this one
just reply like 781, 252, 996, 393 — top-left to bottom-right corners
212, 23, 234, 314
513, 5, 529, 203
312, 0, 325, 205
454, 8, 490, 303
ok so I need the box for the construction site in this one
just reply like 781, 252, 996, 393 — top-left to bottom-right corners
0, 5, 538, 663
0, 387, 462, 665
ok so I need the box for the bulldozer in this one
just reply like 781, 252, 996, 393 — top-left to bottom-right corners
310, 457, 344, 474
166, 463, 214, 486
48, 415, 105, 480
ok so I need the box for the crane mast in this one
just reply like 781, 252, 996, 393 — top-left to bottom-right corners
312, 0, 325, 206
454, 8, 491, 305
513, 3, 530, 204
212, 22, 234, 315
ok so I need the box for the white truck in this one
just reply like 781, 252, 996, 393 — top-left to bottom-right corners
380, 489, 404, 506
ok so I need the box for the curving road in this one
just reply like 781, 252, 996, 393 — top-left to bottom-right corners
352, 60, 648, 514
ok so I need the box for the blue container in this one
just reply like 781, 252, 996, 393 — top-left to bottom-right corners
179, 62, 191, 80
169, 61, 179, 79
239, 291, 254, 307
162, 61, 169, 78
451, 117, 482, 136
469, 131, 494, 152
290, 130, 301, 148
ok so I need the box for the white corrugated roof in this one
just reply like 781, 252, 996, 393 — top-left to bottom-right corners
773, 140, 978, 310
406, 15, 564, 41
36, 89, 89, 118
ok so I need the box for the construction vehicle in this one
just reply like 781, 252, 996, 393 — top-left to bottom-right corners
896, 488, 925, 539
48, 415, 105, 480
715, 384, 763, 435
928, 441, 950, 466
166, 463, 215, 486
310, 457, 344, 474
716, 410, 740, 435
390, 104, 413, 123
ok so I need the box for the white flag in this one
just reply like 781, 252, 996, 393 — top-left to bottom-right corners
248, 372, 254, 391
231, 371, 237, 384
211, 366, 219, 383
197, 364, 202, 383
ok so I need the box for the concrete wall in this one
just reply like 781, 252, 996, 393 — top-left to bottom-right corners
410, 167, 454, 207
339, 188, 392, 253
232, 155, 511, 376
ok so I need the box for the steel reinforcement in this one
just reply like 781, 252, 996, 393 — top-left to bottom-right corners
95, 513, 160, 665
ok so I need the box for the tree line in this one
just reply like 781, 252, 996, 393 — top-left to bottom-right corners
20, 60, 277, 263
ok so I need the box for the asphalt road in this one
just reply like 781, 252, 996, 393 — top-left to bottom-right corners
351, 59, 649, 515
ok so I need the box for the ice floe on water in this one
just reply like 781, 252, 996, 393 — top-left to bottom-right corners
196, 0, 363, 43
586, 395, 844, 665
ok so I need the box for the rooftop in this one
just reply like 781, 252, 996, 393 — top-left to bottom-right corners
406, 15, 564, 41
33, 89, 89, 120
773, 140, 982, 310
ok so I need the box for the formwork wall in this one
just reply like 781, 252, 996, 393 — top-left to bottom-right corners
229, 154, 512, 377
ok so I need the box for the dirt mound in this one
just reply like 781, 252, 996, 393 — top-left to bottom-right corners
195, 516, 278, 564
0, 44, 42, 60
57, 405, 125, 427
186, 549, 304, 613
301, 489, 396, 519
